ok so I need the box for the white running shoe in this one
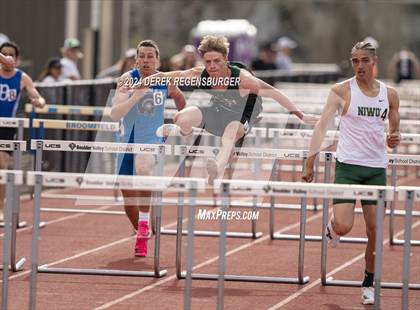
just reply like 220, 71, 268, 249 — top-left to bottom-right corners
361, 286, 374, 305
325, 221, 340, 247
206, 158, 219, 186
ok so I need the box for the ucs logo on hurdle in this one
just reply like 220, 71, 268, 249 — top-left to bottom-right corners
75, 176, 84, 186
212, 148, 220, 156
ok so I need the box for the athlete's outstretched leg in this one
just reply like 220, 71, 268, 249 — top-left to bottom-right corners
207, 120, 244, 185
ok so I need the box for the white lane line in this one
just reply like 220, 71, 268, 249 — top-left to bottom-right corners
93, 211, 324, 310
0, 205, 113, 238
267, 220, 420, 310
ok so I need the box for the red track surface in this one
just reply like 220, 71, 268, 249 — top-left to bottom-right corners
1, 166, 419, 309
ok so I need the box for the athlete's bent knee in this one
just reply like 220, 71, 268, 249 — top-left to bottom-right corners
333, 222, 353, 236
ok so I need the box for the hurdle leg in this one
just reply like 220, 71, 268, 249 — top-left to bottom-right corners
175, 162, 186, 279
297, 194, 309, 284
269, 159, 280, 239
175, 191, 185, 279
217, 183, 229, 310
320, 154, 332, 285
29, 174, 43, 310
388, 160, 420, 246
150, 195, 157, 235
13, 131, 28, 229
150, 149, 165, 235
373, 190, 386, 310
312, 156, 320, 211
320, 194, 329, 285
1, 173, 15, 310
389, 153, 398, 245
401, 191, 414, 310
153, 202, 165, 277
183, 187, 197, 310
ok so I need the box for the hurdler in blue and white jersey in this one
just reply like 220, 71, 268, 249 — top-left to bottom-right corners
112, 68, 185, 176
0, 42, 45, 222
0, 42, 45, 139
111, 40, 185, 257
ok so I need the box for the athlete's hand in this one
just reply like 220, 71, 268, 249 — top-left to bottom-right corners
302, 166, 314, 183
387, 131, 401, 148
301, 113, 319, 125
2, 55, 15, 69
302, 156, 316, 183
31, 97, 45, 108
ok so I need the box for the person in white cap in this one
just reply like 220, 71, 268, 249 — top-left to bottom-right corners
170, 44, 201, 70
60, 38, 83, 80
276, 36, 297, 71
96, 48, 137, 79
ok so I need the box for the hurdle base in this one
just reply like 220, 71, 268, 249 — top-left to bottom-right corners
38, 266, 167, 278
390, 238, 420, 246
180, 271, 310, 284
0, 257, 26, 272
325, 277, 420, 289
272, 233, 368, 243
161, 228, 263, 239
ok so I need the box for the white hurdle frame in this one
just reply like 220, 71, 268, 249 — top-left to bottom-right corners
398, 187, 420, 310
322, 186, 420, 310
0, 118, 28, 274
0, 170, 24, 310
26, 171, 206, 310
31, 139, 171, 272
183, 180, 398, 309
0, 118, 29, 230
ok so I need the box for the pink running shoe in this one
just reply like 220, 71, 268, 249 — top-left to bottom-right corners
135, 221, 150, 257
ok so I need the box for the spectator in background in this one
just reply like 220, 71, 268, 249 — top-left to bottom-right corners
0, 33, 10, 46
38, 57, 63, 82
60, 38, 83, 80
276, 36, 297, 71
96, 48, 137, 79
158, 57, 172, 72
170, 44, 200, 70
251, 42, 278, 71
387, 48, 420, 83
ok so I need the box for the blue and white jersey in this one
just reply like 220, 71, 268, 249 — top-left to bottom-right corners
0, 69, 22, 117
118, 68, 168, 144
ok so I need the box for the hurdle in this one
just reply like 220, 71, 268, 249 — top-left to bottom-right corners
29, 138, 265, 242
26, 171, 205, 309
30, 138, 170, 271
398, 187, 420, 310
0, 117, 29, 230
269, 150, 420, 244
182, 179, 310, 296
183, 180, 398, 308
0, 142, 27, 273
389, 151, 420, 246
321, 185, 420, 310
0, 170, 24, 310
163, 143, 263, 240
